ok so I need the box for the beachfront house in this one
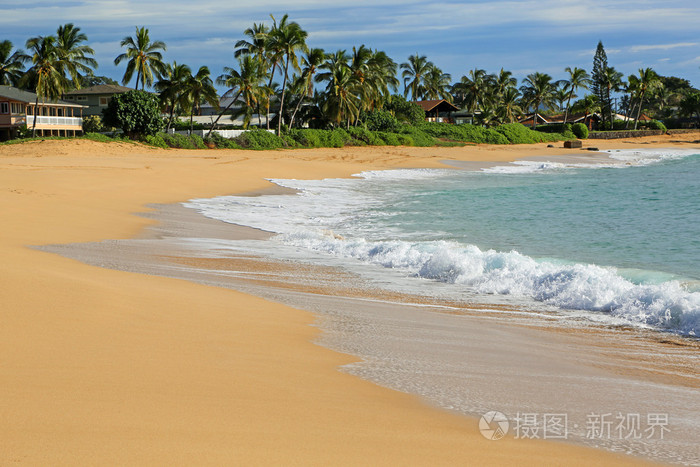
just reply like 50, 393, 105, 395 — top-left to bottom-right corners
62, 84, 132, 116
0, 85, 85, 140
519, 112, 602, 129
415, 99, 460, 123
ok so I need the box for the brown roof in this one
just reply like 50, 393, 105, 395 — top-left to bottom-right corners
415, 99, 459, 112
64, 84, 132, 95
0, 85, 85, 107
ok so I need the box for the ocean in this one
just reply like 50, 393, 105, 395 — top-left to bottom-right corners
185, 148, 700, 338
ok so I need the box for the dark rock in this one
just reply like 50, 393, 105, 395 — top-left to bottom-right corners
564, 140, 582, 149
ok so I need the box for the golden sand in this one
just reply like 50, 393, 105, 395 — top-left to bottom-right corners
3, 135, 695, 465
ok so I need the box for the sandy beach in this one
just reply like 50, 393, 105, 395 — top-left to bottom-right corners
2, 135, 698, 465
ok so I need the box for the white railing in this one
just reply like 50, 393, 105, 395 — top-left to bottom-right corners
171, 129, 274, 138
32, 116, 83, 126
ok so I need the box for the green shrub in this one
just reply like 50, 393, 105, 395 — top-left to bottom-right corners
384, 95, 425, 124
102, 90, 163, 138
161, 133, 196, 149
208, 132, 242, 149
364, 109, 400, 132
144, 133, 169, 148
418, 122, 509, 144
328, 128, 351, 148
397, 125, 435, 146
396, 133, 415, 146
288, 129, 322, 147
646, 120, 667, 131
376, 131, 401, 146
234, 129, 286, 150
347, 127, 384, 146
572, 123, 589, 139
82, 115, 104, 133
189, 134, 207, 149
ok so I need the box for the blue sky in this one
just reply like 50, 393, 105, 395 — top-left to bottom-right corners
2, 0, 700, 94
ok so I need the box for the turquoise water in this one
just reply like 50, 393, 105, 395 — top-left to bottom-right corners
186, 149, 700, 336
368, 154, 700, 283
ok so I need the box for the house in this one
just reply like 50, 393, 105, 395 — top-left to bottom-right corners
62, 84, 132, 116
519, 112, 602, 129
0, 85, 85, 140
415, 99, 460, 123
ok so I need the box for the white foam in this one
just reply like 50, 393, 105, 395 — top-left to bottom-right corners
184, 164, 700, 336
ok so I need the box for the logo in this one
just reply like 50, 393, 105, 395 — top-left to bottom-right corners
479, 411, 509, 440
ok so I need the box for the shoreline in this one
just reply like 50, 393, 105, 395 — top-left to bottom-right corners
2, 136, 698, 464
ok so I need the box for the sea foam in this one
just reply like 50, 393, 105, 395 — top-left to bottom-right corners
184, 154, 700, 336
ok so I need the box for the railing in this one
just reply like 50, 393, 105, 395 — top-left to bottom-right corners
31, 116, 83, 126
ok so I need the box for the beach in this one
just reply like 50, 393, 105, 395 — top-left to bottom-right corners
1, 135, 698, 465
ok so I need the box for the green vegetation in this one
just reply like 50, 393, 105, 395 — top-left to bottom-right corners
4, 18, 699, 149
102, 90, 163, 138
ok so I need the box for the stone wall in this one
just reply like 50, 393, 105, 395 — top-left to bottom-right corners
588, 130, 664, 139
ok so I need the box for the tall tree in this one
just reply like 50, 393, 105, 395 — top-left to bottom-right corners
114, 26, 167, 90
400, 54, 432, 101
423, 65, 452, 102
602, 66, 623, 127
267, 14, 308, 135
182, 66, 218, 133
591, 41, 609, 127
207, 55, 266, 137
289, 47, 325, 129
562, 66, 591, 123
21, 35, 68, 136
631, 67, 662, 129
55, 23, 97, 89
155, 61, 191, 131
454, 68, 492, 113
0, 40, 29, 86
520, 72, 556, 128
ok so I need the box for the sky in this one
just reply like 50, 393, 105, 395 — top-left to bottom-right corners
2, 0, 700, 95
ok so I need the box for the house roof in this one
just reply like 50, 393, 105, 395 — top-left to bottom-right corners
415, 99, 460, 113
63, 84, 133, 95
0, 85, 84, 107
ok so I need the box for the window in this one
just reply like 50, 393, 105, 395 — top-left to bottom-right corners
99, 97, 110, 106
11, 103, 24, 114
76, 96, 87, 102
64, 96, 74, 100
0, 102, 8, 114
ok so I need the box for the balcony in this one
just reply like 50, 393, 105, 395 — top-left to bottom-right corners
32, 115, 83, 126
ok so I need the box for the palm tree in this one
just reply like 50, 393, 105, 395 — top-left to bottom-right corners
0, 40, 29, 86
423, 65, 452, 102
496, 87, 523, 124
155, 61, 191, 131
234, 22, 269, 61
520, 72, 556, 128
182, 66, 218, 133
571, 94, 601, 128
114, 26, 167, 90
365, 50, 398, 110
321, 64, 360, 128
55, 23, 97, 89
289, 47, 325, 129
266, 14, 308, 135
601, 66, 623, 129
454, 68, 492, 113
400, 54, 432, 101
562, 66, 591, 123
21, 35, 68, 136
207, 55, 266, 138
554, 82, 571, 112
631, 67, 662, 129
493, 68, 517, 97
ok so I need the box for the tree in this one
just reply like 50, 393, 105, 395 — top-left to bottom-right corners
496, 87, 523, 124
0, 40, 29, 86
114, 26, 167, 90
207, 55, 266, 138
454, 68, 492, 113
563, 66, 591, 123
571, 94, 601, 128
79, 73, 119, 87
680, 92, 700, 126
55, 23, 97, 89
631, 67, 662, 129
400, 54, 432, 101
520, 72, 556, 128
21, 35, 68, 136
423, 65, 452, 102
321, 63, 360, 128
591, 41, 614, 128
103, 90, 163, 138
289, 47, 324, 129
182, 66, 218, 133
155, 61, 191, 131
266, 14, 308, 135
601, 66, 623, 128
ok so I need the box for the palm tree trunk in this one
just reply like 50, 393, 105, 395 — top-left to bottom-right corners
205, 90, 243, 139
289, 90, 306, 130
32, 96, 39, 137
277, 58, 290, 136
634, 91, 645, 130
563, 91, 573, 124
135, 69, 141, 91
